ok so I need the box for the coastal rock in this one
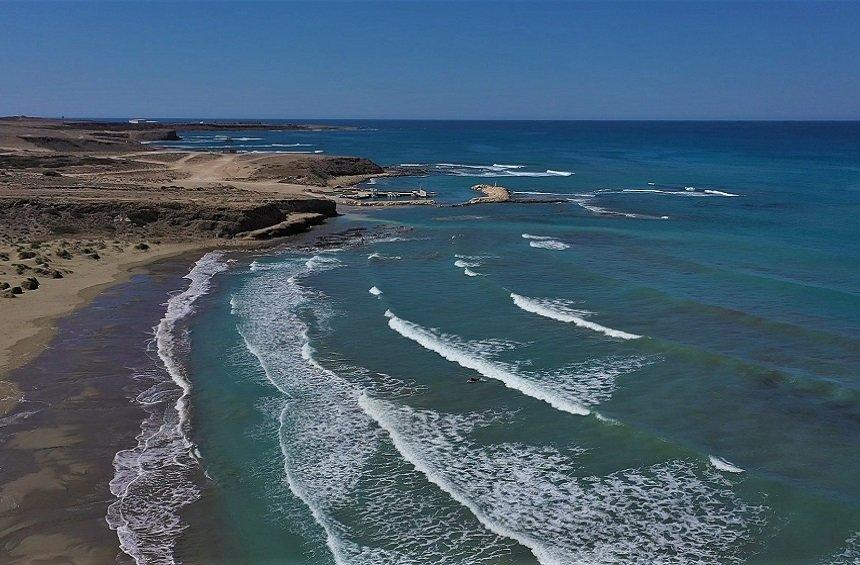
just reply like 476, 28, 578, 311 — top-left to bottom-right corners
240, 213, 327, 240
462, 184, 512, 205
10, 285, 23, 294
0, 197, 337, 241
20, 277, 39, 290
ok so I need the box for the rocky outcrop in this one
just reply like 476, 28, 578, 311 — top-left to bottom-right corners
0, 197, 337, 241
240, 213, 327, 240
463, 184, 512, 205
250, 155, 384, 186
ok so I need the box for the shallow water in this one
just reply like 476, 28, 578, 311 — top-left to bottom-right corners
144, 121, 859, 563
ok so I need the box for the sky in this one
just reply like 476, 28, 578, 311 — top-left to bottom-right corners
1, 1, 858, 120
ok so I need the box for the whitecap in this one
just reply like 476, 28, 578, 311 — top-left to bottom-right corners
708, 455, 745, 473
369, 286, 382, 296
529, 240, 570, 250
361, 397, 767, 565
384, 310, 591, 416
232, 257, 513, 563
704, 189, 740, 197
510, 293, 641, 340
521, 233, 556, 240
463, 268, 481, 277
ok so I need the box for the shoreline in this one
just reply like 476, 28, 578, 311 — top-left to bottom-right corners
0, 242, 210, 409
0, 249, 206, 563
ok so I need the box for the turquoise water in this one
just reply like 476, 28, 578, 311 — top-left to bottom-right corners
161, 122, 858, 563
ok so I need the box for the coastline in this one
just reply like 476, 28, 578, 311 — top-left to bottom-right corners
0, 250, 207, 563
0, 242, 212, 415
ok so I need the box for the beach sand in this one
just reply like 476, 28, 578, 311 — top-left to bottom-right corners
0, 253, 203, 563
0, 241, 209, 414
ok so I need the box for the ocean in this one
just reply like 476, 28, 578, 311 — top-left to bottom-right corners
118, 121, 859, 563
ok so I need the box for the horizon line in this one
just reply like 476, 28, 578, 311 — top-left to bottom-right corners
6, 115, 860, 123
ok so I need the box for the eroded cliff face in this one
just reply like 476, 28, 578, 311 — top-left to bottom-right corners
0, 197, 337, 241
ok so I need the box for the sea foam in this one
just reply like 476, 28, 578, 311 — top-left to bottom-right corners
361, 397, 767, 565
511, 293, 642, 340
384, 310, 591, 415
107, 252, 228, 564
232, 254, 514, 564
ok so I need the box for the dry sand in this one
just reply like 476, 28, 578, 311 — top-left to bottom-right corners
0, 240, 210, 415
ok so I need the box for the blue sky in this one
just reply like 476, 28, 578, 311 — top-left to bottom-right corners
1, 1, 858, 120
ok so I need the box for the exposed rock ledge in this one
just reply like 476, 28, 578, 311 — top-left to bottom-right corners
0, 197, 337, 241
464, 184, 512, 205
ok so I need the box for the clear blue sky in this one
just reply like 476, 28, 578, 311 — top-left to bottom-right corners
1, 1, 858, 120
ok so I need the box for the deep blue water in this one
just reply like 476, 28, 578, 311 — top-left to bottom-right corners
143, 121, 859, 563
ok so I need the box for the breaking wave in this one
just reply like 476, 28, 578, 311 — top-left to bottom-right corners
385, 310, 593, 415
709, 455, 745, 473
397, 163, 574, 178
361, 398, 767, 565
232, 254, 516, 564
510, 293, 642, 340
529, 240, 570, 250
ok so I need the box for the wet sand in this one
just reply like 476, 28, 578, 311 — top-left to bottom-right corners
0, 252, 198, 564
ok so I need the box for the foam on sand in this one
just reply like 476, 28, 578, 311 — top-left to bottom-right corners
107, 252, 228, 564
360, 397, 767, 565
709, 455, 745, 473
384, 310, 591, 416
511, 293, 642, 340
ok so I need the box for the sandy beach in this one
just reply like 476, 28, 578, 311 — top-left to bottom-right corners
0, 116, 380, 562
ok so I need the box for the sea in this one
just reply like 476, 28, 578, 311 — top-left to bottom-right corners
111, 121, 860, 564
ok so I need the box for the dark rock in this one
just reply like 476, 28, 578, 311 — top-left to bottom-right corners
134, 242, 150, 251
21, 277, 39, 290
0, 282, 9, 290
11, 286, 23, 294
18, 250, 36, 259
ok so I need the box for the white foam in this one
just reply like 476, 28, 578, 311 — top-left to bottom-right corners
575, 201, 669, 220
369, 286, 382, 296
511, 293, 642, 340
361, 398, 767, 565
454, 259, 480, 268
384, 310, 591, 416
529, 240, 570, 250
368, 252, 401, 261
232, 256, 513, 563
107, 252, 228, 564
521, 233, 555, 240
709, 455, 745, 473
704, 189, 740, 197
463, 268, 481, 277
455, 253, 497, 260
513, 191, 572, 196
428, 163, 575, 178
824, 531, 860, 564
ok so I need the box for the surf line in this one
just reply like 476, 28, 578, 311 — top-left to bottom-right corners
384, 310, 590, 416
359, 394, 569, 565
510, 293, 642, 340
